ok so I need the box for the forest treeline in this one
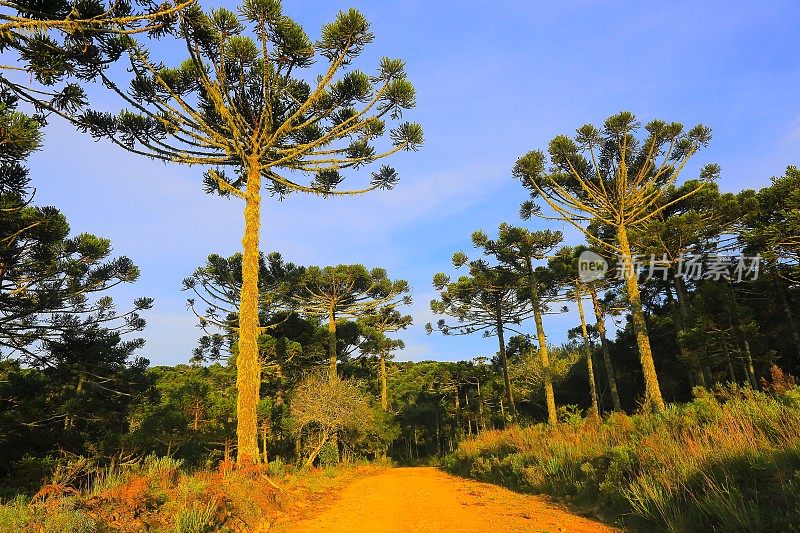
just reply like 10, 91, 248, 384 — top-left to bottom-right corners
0, 2, 799, 531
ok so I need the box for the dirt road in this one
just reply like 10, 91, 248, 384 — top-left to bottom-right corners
283, 467, 616, 533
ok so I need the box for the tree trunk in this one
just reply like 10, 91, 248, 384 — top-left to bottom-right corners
464, 391, 472, 435
326, 307, 340, 459
236, 161, 263, 465
192, 400, 200, 431
454, 388, 461, 440
589, 285, 622, 411
533, 305, 557, 424
724, 341, 737, 384
476, 381, 485, 431
305, 432, 329, 468
379, 350, 389, 411
617, 225, 665, 412
728, 291, 758, 389
744, 340, 757, 389
435, 414, 441, 456
495, 312, 517, 421
576, 288, 599, 418
527, 263, 557, 424
328, 306, 338, 382
261, 419, 269, 465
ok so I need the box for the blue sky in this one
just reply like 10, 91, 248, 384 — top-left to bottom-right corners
24, 0, 800, 366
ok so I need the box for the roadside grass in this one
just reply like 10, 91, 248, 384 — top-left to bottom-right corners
0, 455, 385, 532
444, 384, 800, 532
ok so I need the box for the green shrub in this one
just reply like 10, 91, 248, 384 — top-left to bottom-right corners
172, 500, 219, 533
41, 498, 97, 533
145, 455, 184, 484
0, 495, 32, 531
318, 442, 339, 466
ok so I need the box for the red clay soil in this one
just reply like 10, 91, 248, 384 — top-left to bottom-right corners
281, 467, 617, 533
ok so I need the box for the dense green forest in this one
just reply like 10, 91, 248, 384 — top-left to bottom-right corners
0, 0, 799, 531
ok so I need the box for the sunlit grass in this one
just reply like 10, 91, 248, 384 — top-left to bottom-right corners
446, 385, 800, 531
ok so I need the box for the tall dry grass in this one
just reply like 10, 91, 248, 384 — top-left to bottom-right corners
0, 454, 384, 532
446, 385, 800, 531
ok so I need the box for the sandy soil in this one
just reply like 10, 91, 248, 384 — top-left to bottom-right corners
281, 467, 617, 533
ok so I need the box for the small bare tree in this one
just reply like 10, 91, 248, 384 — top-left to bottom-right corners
290, 372, 373, 467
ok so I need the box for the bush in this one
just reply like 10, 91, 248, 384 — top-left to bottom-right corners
172, 501, 219, 533
318, 442, 340, 467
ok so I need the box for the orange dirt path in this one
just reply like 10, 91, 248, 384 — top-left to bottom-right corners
282, 467, 617, 533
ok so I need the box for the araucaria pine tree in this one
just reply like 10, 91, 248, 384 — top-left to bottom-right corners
181, 251, 303, 363
428, 257, 531, 421
1, 0, 191, 110
35, 1, 422, 464
514, 112, 714, 411
360, 304, 412, 410
293, 265, 411, 383
471, 225, 563, 423
548, 246, 602, 417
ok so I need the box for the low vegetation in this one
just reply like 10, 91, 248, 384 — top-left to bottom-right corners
445, 378, 800, 531
0, 454, 384, 532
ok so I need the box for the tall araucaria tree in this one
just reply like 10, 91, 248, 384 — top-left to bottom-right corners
471, 225, 563, 424
427, 258, 530, 421
27, 1, 422, 464
360, 304, 412, 410
740, 167, 800, 358
514, 112, 714, 412
631, 172, 745, 387
293, 265, 411, 383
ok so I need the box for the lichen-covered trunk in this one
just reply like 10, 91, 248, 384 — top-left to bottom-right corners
260, 419, 270, 464
453, 388, 461, 440
327, 306, 339, 459
589, 285, 622, 411
532, 304, 557, 424
744, 340, 757, 389
236, 162, 263, 465
494, 314, 517, 421
379, 351, 389, 411
527, 264, 556, 424
576, 289, 599, 418
328, 307, 338, 382
617, 225, 665, 412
